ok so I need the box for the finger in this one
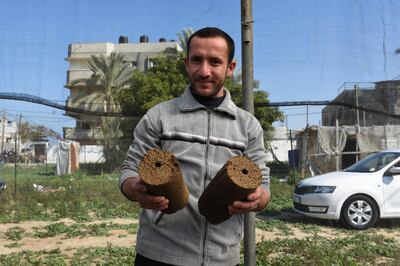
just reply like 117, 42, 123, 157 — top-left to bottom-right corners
140, 202, 169, 210
247, 189, 262, 201
228, 205, 249, 215
139, 195, 169, 210
233, 199, 259, 210
229, 201, 259, 215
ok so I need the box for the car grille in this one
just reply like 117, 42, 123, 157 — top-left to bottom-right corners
294, 185, 315, 195
293, 203, 309, 212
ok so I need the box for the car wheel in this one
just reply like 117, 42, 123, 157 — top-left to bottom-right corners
340, 195, 378, 230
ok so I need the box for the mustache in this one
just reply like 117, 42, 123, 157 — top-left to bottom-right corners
194, 78, 213, 82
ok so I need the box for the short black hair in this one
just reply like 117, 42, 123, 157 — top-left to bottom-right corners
186, 27, 235, 63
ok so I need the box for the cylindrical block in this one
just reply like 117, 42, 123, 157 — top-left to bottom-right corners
198, 156, 262, 224
139, 148, 188, 214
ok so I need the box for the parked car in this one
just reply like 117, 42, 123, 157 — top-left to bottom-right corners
293, 151, 400, 229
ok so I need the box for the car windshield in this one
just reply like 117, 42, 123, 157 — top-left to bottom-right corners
345, 152, 400, 172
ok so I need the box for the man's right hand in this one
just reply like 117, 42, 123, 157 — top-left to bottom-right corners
121, 176, 169, 211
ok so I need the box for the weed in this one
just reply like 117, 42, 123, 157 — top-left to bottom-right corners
4, 242, 21, 248
4, 226, 24, 241
0, 249, 67, 266
71, 244, 135, 265
30, 222, 138, 239
255, 234, 400, 265
0, 169, 140, 223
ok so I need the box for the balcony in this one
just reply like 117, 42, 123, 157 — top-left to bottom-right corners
65, 69, 93, 88
63, 127, 102, 144
65, 97, 106, 119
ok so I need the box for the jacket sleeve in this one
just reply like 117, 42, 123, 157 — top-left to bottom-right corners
244, 120, 270, 194
119, 111, 161, 191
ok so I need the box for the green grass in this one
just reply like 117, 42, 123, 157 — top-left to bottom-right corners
2, 165, 400, 265
255, 219, 293, 236
0, 164, 140, 223
259, 177, 294, 215
30, 222, 138, 239
4, 227, 25, 241
254, 234, 400, 266
0, 245, 136, 266
0, 248, 67, 266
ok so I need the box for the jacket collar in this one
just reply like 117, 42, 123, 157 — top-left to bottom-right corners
179, 86, 237, 119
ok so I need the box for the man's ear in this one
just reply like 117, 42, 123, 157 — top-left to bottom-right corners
184, 57, 189, 72
227, 59, 236, 77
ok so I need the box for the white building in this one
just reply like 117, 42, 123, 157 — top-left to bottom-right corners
0, 114, 18, 153
63, 35, 182, 145
266, 126, 298, 163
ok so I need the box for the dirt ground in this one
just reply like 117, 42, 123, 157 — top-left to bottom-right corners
0, 218, 136, 256
1, 213, 400, 256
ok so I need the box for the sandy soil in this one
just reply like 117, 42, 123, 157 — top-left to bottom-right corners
0, 218, 137, 255
1, 215, 399, 256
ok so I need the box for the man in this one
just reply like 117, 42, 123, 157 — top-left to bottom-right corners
120, 27, 270, 266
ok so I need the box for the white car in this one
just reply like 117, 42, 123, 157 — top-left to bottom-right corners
293, 151, 400, 229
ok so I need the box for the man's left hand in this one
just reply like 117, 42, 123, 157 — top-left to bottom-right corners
228, 186, 270, 215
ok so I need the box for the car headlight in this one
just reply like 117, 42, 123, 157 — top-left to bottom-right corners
294, 185, 336, 195
312, 186, 336, 194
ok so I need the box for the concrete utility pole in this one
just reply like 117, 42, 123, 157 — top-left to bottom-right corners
241, 0, 254, 114
241, 0, 256, 265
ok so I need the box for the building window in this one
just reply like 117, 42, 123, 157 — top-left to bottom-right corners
77, 121, 91, 130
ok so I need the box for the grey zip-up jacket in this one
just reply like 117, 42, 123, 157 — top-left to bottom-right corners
120, 86, 269, 266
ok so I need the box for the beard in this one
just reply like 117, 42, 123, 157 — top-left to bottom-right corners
189, 78, 225, 98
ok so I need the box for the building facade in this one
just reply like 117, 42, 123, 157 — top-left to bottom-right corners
0, 114, 18, 153
63, 36, 182, 145
322, 80, 400, 127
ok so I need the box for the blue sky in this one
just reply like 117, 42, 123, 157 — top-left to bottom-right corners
0, 0, 399, 134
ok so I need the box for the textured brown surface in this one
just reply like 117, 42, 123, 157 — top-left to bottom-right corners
138, 149, 188, 214
198, 156, 262, 224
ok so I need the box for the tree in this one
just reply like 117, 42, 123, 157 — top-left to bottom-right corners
118, 55, 188, 118
177, 28, 194, 54
118, 27, 283, 145
118, 55, 283, 141
224, 73, 285, 140
19, 121, 61, 142
71, 52, 132, 170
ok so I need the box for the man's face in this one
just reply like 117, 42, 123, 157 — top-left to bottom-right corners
185, 36, 236, 97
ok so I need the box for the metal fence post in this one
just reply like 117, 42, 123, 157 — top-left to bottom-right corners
335, 119, 340, 171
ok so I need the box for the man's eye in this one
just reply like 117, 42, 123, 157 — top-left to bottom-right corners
210, 59, 222, 66
190, 57, 202, 63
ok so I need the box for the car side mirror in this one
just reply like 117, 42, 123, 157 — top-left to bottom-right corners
388, 167, 400, 175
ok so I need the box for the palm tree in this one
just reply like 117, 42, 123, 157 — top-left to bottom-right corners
177, 28, 194, 54
71, 52, 132, 170
73, 52, 131, 113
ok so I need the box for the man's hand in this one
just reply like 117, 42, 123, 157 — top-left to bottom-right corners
122, 176, 169, 211
228, 186, 270, 215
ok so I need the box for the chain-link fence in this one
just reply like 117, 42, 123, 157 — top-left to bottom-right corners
1, 120, 400, 183
2, 81, 400, 189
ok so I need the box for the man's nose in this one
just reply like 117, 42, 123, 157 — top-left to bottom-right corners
199, 62, 211, 77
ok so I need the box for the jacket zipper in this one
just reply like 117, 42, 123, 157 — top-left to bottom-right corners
201, 109, 211, 266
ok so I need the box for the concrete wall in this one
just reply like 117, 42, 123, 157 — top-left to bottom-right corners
322, 80, 400, 126
266, 127, 297, 162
